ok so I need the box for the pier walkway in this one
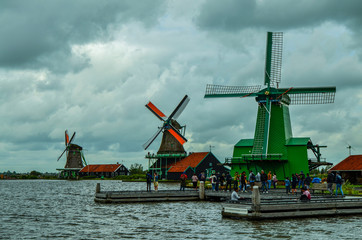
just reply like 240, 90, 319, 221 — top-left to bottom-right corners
94, 183, 362, 219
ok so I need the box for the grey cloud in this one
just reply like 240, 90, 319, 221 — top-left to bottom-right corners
196, 0, 362, 33
0, 0, 165, 72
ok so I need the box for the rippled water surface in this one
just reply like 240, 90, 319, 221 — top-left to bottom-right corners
1, 180, 361, 239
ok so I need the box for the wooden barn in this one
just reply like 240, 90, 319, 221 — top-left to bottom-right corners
329, 155, 362, 184
79, 164, 129, 178
166, 152, 228, 180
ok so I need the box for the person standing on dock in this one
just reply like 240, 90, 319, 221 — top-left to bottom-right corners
192, 173, 198, 190
220, 173, 225, 190
304, 173, 311, 190
210, 173, 217, 191
180, 172, 187, 191
335, 172, 344, 197
267, 171, 272, 190
240, 171, 247, 193
153, 172, 159, 191
285, 177, 291, 195
225, 172, 232, 192
272, 173, 278, 189
299, 171, 305, 189
260, 170, 268, 193
249, 171, 255, 191
233, 172, 239, 190
327, 172, 335, 195
146, 172, 152, 192
255, 172, 261, 183
198, 171, 206, 183
291, 174, 298, 195
215, 172, 221, 191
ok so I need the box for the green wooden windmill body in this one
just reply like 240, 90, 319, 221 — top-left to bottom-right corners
205, 32, 336, 179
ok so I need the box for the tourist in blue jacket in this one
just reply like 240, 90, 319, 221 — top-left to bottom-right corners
285, 177, 291, 194
335, 172, 344, 197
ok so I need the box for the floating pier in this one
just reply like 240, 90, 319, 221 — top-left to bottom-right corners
222, 186, 362, 219
95, 183, 362, 219
94, 182, 202, 203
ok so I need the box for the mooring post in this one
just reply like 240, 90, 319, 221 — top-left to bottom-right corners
252, 186, 261, 214
96, 183, 101, 193
199, 181, 205, 200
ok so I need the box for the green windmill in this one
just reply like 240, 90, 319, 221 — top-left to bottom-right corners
204, 32, 336, 179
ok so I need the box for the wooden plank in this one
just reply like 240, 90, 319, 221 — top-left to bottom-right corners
259, 202, 362, 211
108, 192, 199, 199
222, 207, 362, 219
255, 208, 362, 219
94, 196, 200, 203
223, 207, 249, 215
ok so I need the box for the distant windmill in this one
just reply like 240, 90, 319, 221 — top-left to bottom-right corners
57, 130, 87, 178
205, 32, 336, 178
143, 95, 190, 154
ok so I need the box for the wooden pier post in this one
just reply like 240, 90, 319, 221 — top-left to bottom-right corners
96, 183, 101, 193
199, 181, 205, 200
251, 186, 261, 215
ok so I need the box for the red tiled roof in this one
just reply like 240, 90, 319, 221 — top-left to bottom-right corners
329, 155, 362, 171
79, 164, 121, 173
168, 152, 209, 173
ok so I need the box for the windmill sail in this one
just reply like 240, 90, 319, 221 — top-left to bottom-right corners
57, 131, 77, 162
65, 130, 69, 145
146, 101, 166, 121
265, 32, 283, 88
277, 87, 336, 105
205, 84, 262, 98
169, 95, 190, 120
143, 127, 163, 150
143, 95, 190, 151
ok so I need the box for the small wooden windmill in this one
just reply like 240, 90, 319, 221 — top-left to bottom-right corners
56, 130, 87, 179
204, 32, 336, 178
144, 95, 190, 178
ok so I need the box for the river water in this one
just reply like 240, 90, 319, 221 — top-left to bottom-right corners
0, 180, 361, 239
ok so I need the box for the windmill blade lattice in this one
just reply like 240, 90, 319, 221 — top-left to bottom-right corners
205, 84, 262, 98
265, 32, 283, 87
169, 95, 190, 120
143, 127, 163, 150
57, 131, 76, 161
277, 87, 336, 105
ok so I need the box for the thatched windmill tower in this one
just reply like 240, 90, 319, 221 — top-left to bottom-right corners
56, 130, 87, 179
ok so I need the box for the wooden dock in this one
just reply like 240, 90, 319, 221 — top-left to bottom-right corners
94, 182, 345, 204
94, 182, 202, 203
222, 186, 362, 219
95, 190, 200, 203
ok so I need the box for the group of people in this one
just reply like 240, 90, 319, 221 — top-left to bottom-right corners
147, 169, 344, 200
228, 170, 279, 193
284, 171, 312, 195
327, 171, 344, 197
146, 172, 159, 192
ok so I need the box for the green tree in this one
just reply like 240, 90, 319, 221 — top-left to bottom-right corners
30, 170, 42, 176
129, 163, 145, 175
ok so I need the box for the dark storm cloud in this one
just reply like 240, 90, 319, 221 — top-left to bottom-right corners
196, 0, 362, 32
0, 0, 165, 72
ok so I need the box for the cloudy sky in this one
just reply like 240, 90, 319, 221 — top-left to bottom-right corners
1, 0, 362, 173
